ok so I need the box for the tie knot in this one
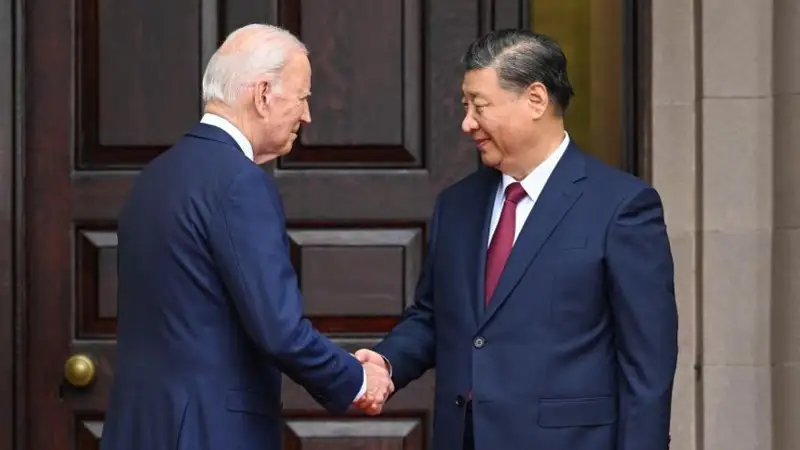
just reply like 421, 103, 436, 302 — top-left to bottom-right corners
504, 182, 527, 204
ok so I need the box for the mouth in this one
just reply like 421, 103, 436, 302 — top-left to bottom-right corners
474, 138, 490, 149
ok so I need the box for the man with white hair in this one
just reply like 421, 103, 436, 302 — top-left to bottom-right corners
99, 24, 392, 450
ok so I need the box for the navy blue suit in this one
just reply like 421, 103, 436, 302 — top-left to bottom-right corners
100, 123, 363, 450
374, 142, 678, 449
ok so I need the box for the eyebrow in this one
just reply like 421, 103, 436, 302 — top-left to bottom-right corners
462, 91, 486, 100
461, 93, 486, 103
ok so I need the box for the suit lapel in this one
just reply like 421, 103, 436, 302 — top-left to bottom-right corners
452, 166, 500, 326
479, 144, 587, 329
458, 167, 500, 325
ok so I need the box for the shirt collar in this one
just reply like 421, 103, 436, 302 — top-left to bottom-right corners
500, 131, 571, 197
199, 113, 254, 161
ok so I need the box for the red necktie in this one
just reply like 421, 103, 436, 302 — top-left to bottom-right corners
485, 182, 527, 306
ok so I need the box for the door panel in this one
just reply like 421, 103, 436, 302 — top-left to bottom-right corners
25, 0, 503, 449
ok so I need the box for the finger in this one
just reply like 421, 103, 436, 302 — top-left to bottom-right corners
356, 398, 379, 412
358, 397, 370, 409
354, 403, 367, 411
356, 401, 373, 411
375, 389, 389, 402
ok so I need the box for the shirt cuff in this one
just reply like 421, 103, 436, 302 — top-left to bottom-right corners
353, 365, 367, 402
381, 355, 393, 377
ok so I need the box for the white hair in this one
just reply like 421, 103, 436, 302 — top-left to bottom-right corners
201, 24, 307, 105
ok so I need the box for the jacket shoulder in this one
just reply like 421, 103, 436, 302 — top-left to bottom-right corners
436, 166, 497, 203
581, 151, 654, 199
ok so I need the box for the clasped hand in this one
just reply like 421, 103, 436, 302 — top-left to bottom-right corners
352, 349, 393, 415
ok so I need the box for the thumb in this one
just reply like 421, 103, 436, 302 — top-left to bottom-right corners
354, 348, 372, 363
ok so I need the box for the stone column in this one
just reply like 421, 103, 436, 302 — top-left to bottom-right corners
699, 0, 775, 449
771, 0, 800, 448
650, 0, 700, 448
651, 0, 782, 448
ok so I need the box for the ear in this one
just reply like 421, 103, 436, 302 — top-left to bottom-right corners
525, 81, 549, 119
253, 79, 273, 118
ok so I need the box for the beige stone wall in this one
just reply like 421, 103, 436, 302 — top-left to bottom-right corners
650, 0, 800, 449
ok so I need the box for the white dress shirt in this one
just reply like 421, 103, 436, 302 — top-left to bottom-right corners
200, 113, 255, 161
198, 113, 369, 403
487, 132, 571, 246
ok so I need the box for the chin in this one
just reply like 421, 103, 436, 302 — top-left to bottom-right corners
479, 153, 502, 168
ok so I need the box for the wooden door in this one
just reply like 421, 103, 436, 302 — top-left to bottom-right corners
23, 0, 527, 448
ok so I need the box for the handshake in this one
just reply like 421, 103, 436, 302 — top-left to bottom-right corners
351, 349, 394, 415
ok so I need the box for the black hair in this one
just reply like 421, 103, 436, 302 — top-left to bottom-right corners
462, 29, 575, 115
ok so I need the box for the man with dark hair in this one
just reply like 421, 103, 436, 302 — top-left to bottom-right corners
355, 29, 678, 450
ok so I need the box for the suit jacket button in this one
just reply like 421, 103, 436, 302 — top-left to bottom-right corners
473, 336, 486, 348
455, 395, 465, 407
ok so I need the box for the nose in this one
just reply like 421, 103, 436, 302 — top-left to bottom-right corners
301, 101, 311, 124
461, 111, 478, 134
